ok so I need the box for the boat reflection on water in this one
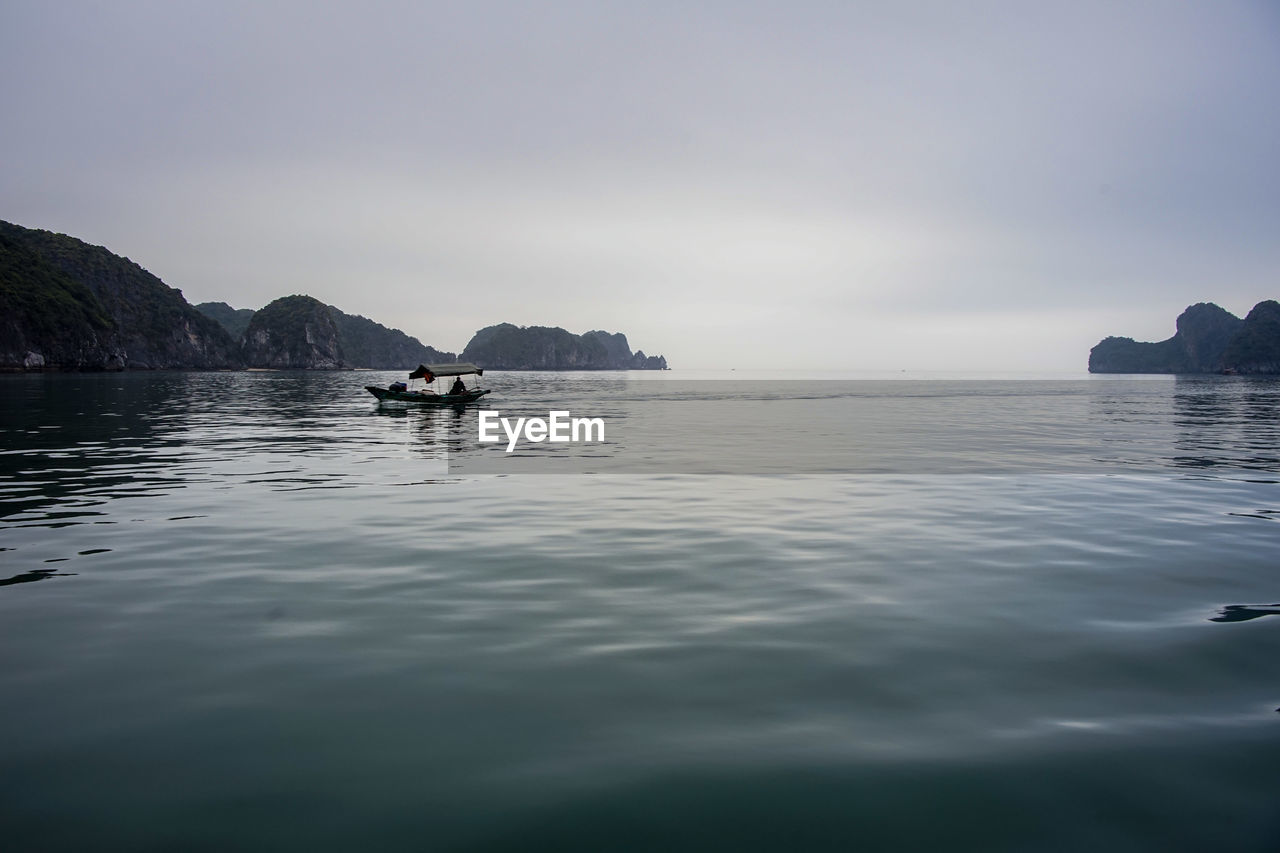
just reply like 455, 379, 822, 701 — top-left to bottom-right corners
372, 399, 476, 462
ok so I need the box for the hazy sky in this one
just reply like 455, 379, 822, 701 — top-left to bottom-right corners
2, 1, 1277, 369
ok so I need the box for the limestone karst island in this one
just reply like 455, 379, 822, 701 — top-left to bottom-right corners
1089, 301, 1280, 374
0, 220, 666, 372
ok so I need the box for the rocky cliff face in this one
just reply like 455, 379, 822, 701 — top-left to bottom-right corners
0, 231, 121, 369
581, 330, 634, 366
201, 299, 456, 369
0, 221, 241, 370
1089, 302, 1249, 373
1221, 300, 1280, 374
242, 295, 345, 369
581, 330, 669, 369
461, 323, 668, 370
1176, 303, 1243, 370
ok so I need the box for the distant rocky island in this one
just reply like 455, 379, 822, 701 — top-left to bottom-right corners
460, 323, 667, 370
0, 220, 667, 371
1089, 301, 1280, 374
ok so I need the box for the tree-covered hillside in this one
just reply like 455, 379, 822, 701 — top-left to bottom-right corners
0, 221, 240, 369
0, 231, 117, 368
1222, 300, 1280, 374
196, 302, 256, 339
328, 308, 454, 369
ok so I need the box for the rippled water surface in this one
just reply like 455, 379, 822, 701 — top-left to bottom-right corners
2, 371, 1279, 851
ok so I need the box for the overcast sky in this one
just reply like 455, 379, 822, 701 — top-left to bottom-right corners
2, 1, 1277, 370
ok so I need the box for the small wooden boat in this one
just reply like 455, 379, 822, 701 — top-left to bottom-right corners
365, 363, 491, 405
365, 386, 491, 404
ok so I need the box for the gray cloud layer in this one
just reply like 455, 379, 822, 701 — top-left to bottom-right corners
3, 1, 1277, 369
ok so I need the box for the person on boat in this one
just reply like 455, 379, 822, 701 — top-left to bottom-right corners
449, 377, 467, 396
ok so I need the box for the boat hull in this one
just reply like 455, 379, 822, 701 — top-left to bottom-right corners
365, 386, 491, 405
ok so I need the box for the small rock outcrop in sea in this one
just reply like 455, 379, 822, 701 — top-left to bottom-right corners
1087, 301, 1280, 374
460, 323, 668, 370
0, 220, 240, 370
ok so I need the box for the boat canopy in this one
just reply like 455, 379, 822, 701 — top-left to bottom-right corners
409, 363, 484, 379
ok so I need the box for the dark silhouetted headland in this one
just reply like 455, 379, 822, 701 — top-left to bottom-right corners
1089, 301, 1280, 374
2, 220, 664, 371
460, 323, 668, 370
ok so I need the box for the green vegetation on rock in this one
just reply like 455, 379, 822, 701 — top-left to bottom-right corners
328, 308, 454, 369
1221, 300, 1280, 374
195, 302, 256, 339
1089, 301, 1280, 374
2, 218, 665, 373
1, 220, 239, 369
242, 295, 345, 369
0, 232, 117, 368
234, 296, 456, 369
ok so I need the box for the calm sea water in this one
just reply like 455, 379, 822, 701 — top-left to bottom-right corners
2, 371, 1279, 852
